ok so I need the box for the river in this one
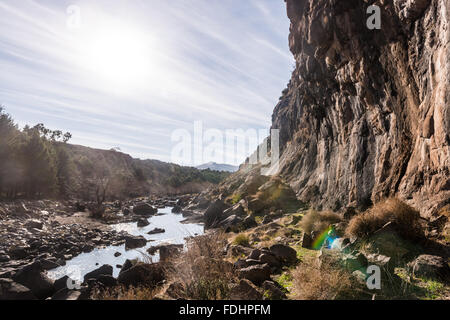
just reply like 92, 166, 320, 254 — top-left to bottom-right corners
47, 207, 204, 281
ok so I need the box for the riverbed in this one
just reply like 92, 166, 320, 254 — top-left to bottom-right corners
47, 207, 204, 281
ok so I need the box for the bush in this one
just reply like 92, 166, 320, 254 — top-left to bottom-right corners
299, 210, 342, 235
292, 255, 365, 300
167, 233, 237, 300
346, 198, 423, 240
233, 233, 250, 247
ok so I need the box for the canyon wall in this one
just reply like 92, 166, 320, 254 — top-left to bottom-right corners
272, 0, 449, 215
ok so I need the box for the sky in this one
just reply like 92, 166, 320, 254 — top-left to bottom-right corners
0, 0, 293, 166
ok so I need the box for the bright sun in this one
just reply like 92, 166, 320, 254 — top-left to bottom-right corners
79, 23, 152, 89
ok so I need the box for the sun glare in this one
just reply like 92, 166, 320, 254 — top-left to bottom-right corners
78, 23, 153, 90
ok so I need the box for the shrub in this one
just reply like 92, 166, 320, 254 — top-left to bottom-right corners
292, 255, 365, 300
233, 233, 250, 247
346, 198, 423, 240
167, 233, 237, 300
299, 210, 342, 235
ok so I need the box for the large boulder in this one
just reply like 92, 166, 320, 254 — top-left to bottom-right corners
262, 280, 287, 300
133, 203, 157, 216
204, 199, 229, 229
83, 264, 113, 283
229, 279, 263, 300
408, 255, 450, 281
12, 261, 55, 299
269, 244, 297, 265
125, 235, 148, 250
238, 263, 271, 285
117, 263, 165, 287
0, 278, 36, 300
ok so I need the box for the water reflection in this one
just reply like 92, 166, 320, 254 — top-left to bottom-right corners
47, 207, 204, 280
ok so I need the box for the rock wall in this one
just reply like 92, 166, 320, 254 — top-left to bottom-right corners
273, 0, 449, 215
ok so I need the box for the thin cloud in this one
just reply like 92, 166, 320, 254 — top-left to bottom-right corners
0, 0, 292, 165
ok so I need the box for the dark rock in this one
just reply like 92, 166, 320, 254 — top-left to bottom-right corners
120, 259, 134, 275
0, 278, 36, 300
230, 279, 263, 300
38, 259, 60, 270
223, 203, 246, 218
238, 263, 271, 285
124, 235, 147, 250
54, 276, 70, 293
204, 199, 229, 229
147, 228, 165, 235
269, 244, 297, 265
259, 253, 281, 268
137, 218, 150, 227
221, 215, 243, 232
12, 261, 55, 299
262, 280, 287, 300
133, 203, 157, 216
8, 246, 30, 260
172, 205, 182, 213
302, 232, 313, 249
117, 263, 165, 287
242, 215, 258, 229
248, 249, 262, 260
83, 264, 113, 283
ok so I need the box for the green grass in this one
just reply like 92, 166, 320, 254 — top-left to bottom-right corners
275, 272, 293, 291
395, 268, 447, 300
233, 234, 250, 247
230, 193, 242, 205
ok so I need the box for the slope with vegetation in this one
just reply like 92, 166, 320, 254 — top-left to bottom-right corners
0, 107, 229, 202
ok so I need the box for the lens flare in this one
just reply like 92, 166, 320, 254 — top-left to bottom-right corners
312, 226, 338, 250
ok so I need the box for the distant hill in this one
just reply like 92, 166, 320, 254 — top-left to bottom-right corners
196, 162, 239, 173
60, 144, 231, 199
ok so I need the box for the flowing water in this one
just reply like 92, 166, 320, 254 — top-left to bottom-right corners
47, 207, 204, 281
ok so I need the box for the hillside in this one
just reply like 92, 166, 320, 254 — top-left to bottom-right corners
0, 108, 229, 200
62, 143, 230, 199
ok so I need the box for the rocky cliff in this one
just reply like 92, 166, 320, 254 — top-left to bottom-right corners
271, 0, 449, 216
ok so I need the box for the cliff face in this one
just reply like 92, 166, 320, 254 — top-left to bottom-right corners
273, 0, 449, 215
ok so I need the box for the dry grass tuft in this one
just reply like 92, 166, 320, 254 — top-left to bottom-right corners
346, 198, 423, 240
292, 255, 365, 300
168, 232, 238, 300
233, 233, 250, 247
299, 209, 342, 235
